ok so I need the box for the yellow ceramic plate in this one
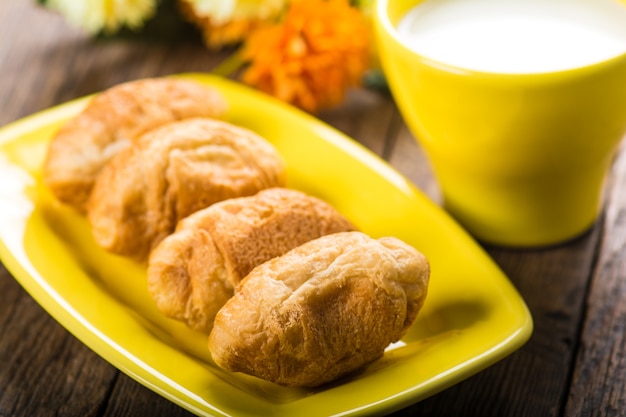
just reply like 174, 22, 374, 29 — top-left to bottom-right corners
0, 74, 532, 416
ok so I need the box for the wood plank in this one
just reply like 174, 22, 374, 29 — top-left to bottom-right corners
101, 374, 194, 417
318, 89, 396, 154
385, 118, 441, 202
0, 4, 120, 416
0, 266, 118, 417
565, 145, 626, 416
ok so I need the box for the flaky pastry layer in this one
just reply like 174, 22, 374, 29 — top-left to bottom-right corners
209, 231, 430, 387
147, 188, 355, 333
44, 78, 227, 212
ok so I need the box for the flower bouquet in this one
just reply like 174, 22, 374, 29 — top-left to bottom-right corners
38, 0, 384, 113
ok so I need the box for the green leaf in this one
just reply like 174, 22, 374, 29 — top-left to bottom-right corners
363, 69, 389, 93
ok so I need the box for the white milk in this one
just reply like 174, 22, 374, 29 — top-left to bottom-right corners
396, 0, 626, 73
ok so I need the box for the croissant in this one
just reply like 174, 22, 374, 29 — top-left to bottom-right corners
43, 78, 227, 212
147, 188, 356, 334
87, 118, 287, 261
208, 231, 430, 387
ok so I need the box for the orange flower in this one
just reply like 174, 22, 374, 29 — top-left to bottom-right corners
240, 0, 371, 113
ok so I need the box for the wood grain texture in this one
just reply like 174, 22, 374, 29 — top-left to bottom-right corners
101, 374, 195, 417
400, 233, 600, 417
565, 147, 626, 417
319, 89, 396, 155
0, 266, 118, 417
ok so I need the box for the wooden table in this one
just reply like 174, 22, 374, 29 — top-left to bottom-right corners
1, 3, 625, 416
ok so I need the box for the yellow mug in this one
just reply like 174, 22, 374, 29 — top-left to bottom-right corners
373, 0, 626, 247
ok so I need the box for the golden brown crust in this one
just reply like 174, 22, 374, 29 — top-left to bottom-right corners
147, 188, 356, 333
87, 118, 287, 261
43, 78, 228, 212
208, 231, 430, 387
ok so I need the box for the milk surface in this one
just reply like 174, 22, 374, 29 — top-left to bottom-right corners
396, 0, 626, 73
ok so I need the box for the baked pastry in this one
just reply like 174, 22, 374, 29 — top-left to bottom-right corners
147, 188, 356, 334
87, 118, 287, 260
44, 78, 227, 212
208, 231, 430, 387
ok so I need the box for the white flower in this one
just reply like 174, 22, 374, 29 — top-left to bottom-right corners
183, 0, 287, 24
47, 0, 157, 34
186, 0, 237, 24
